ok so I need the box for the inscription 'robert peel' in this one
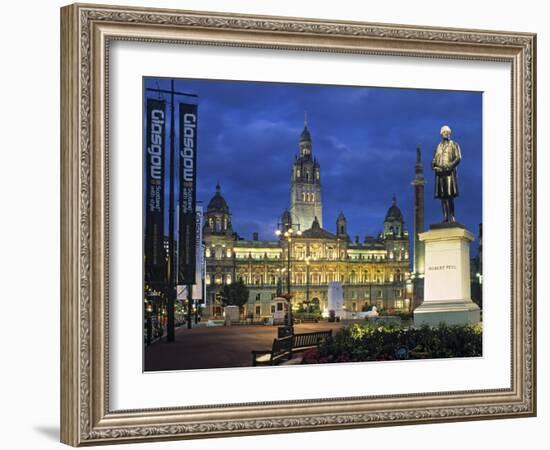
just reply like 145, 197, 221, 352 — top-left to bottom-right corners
428, 264, 457, 271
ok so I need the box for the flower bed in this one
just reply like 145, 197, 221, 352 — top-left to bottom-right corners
302, 322, 482, 364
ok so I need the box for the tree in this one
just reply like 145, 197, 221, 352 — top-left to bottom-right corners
221, 278, 250, 312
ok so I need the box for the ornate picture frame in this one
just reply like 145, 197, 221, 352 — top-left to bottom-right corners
60, 3, 536, 446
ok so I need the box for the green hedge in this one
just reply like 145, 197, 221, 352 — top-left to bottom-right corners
302, 322, 482, 364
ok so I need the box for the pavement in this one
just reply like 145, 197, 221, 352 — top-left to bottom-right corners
144, 321, 344, 371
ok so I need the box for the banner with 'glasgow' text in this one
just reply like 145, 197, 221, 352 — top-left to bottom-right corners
177, 102, 198, 285
144, 98, 166, 286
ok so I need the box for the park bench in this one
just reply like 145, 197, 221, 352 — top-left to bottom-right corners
251, 330, 333, 366
292, 330, 332, 351
252, 335, 293, 366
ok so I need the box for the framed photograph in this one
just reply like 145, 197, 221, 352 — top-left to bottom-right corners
60, 3, 536, 446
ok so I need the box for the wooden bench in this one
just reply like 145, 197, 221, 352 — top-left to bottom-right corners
252, 335, 293, 366
292, 330, 332, 351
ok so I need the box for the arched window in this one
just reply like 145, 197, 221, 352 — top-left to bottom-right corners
226, 274, 232, 285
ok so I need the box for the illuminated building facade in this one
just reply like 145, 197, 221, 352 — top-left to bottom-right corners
202, 120, 412, 319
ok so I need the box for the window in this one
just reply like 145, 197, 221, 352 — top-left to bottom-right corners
271, 293, 276, 300
205, 274, 211, 285
351, 290, 357, 299
377, 290, 383, 298
255, 305, 261, 316
205, 248, 211, 258
394, 289, 402, 298
395, 300, 404, 309
226, 249, 232, 258
277, 302, 283, 311
364, 291, 370, 299
226, 274, 232, 285
297, 169, 301, 177
255, 293, 261, 302
271, 305, 275, 313
352, 302, 357, 311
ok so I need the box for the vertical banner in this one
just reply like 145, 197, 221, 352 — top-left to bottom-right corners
177, 102, 198, 284
144, 98, 166, 286
192, 206, 204, 300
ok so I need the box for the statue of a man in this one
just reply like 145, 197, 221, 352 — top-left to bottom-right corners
432, 125, 461, 222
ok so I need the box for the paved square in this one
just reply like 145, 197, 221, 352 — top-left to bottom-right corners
144, 322, 344, 371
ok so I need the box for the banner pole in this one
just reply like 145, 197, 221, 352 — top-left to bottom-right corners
167, 79, 176, 342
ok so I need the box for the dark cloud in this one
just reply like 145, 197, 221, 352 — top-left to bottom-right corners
144, 78, 482, 252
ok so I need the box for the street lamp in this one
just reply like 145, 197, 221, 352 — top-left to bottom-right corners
304, 255, 312, 313
275, 222, 302, 333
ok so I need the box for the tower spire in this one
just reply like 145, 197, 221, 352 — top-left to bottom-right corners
304, 111, 308, 127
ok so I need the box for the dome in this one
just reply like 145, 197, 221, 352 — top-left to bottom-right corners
385, 195, 403, 222
207, 182, 229, 213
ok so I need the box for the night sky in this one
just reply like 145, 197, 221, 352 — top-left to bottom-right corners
144, 77, 482, 256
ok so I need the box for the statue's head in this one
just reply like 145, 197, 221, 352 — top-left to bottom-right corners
440, 125, 452, 139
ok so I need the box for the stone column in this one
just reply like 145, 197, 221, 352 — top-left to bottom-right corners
413, 225, 480, 326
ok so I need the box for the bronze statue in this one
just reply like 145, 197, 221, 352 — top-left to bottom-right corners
432, 125, 461, 222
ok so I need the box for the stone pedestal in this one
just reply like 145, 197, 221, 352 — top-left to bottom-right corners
413, 225, 480, 327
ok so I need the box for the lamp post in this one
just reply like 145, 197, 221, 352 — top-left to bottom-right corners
275, 223, 302, 333
305, 255, 312, 313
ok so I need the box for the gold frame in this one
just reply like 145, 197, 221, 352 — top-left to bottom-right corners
60, 3, 536, 446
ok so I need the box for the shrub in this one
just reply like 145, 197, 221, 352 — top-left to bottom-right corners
303, 322, 482, 364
